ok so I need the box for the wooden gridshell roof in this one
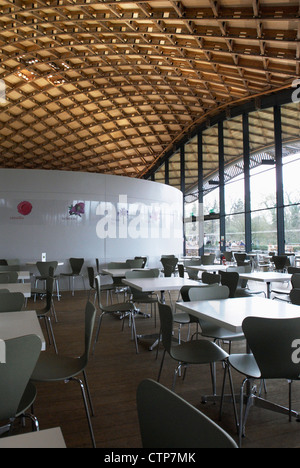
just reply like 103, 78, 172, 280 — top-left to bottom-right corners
0, 0, 299, 191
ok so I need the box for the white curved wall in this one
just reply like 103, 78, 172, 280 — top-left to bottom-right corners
0, 169, 183, 287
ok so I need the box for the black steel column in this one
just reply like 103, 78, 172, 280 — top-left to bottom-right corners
198, 131, 204, 255
165, 158, 169, 185
219, 121, 225, 252
274, 105, 285, 255
243, 113, 252, 252
180, 144, 186, 255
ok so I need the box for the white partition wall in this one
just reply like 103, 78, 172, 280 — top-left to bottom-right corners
0, 169, 183, 288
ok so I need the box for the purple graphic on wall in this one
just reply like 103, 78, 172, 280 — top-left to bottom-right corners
68, 202, 85, 217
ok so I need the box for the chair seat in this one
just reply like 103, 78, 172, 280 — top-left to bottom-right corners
31, 353, 85, 382
171, 339, 228, 365
100, 283, 114, 291
16, 382, 37, 417
102, 302, 136, 313
228, 353, 261, 379
173, 312, 190, 324
201, 325, 244, 342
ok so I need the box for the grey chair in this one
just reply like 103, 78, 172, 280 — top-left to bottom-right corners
0, 334, 42, 435
125, 259, 144, 268
202, 271, 220, 285
125, 269, 160, 326
157, 301, 229, 392
160, 257, 178, 277
224, 316, 300, 447
290, 288, 300, 305
87, 266, 114, 305
34, 261, 60, 300
30, 301, 97, 448
93, 274, 139, 354
137, 379, 238, 448
227, 265, 266, 297
0, 271, 18, 283
60, 257, 85, 296
272, 273, 300, 302
106, 261, 129, 300
185, 266, 200, 281
201, 254, 215, 265
36, 275, 58, 354
188, 285, 244, 353
0, 291, 25, 312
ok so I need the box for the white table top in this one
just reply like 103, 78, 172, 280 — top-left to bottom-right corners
239, 272, 291, 283
176, 296, 300, 333
0, 282, 31, 297
26, 261, 64, 266
187, 264, 229, 273
0, 427, 66, 448
0, 310, 46, 350
122, 277, 201, 292
102, 268, 150, 277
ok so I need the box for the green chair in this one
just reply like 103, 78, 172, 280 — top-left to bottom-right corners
0, 271, 18, 283
30, 301, 97, 448
35, 276, 58, 354
137, 379, 238, 448
223, 316, 300, 447
125, 259, 144, 268
93, 275, 139, 354
0, 292, 25, 311
157, 302, 229, 392
0, 335, 42, 435
60, 258, 85, 296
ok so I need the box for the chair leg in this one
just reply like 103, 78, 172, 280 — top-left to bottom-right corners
157, 350, 166, 382
92, 312, 105, 354
69, 376, 96, 448
47, 316, 58, 354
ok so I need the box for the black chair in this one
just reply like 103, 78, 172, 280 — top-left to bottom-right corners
219, 271, 239, 298
60, 257, 85, 295
137, 379, 238, 448
272, 255, 288, 272
161, 257, 178, 277
290, 288, 300, 305
202, 271, 220, 285
178, 263, 185, 278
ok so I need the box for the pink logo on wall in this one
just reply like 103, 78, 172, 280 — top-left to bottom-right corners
17, 201, 32, 216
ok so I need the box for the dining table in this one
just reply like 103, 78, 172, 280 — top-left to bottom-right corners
0, 427, 66, 448
0, 310, 46, 351
176, 296, 300, 419
122, 276, 201, 350
238, 271, 291, 298
187, 264, 229, 274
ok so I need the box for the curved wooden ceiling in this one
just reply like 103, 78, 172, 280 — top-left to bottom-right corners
0, 0, 299, 179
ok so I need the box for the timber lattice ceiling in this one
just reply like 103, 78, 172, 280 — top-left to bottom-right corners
0, 0, 299, 181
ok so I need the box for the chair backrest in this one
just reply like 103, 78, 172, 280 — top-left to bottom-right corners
69, 257, 84, 274
0, 259, 8, 265
107, 262, 127, 269
179, 285, 214, 302
0, 334, 42, 420
290, 288, 300, 305
201, 272, 220, 285
223, 251, 233, 262
291, 273, 300, 289
0, 265, 20, 271
78, 301, 97, 369
242, 316, 300, 380
87, 266, 95, 289
134, 256, 147, 268
288, 267, 300, 275
161, 257, 178, 277
185, 266, 199, 281
234, 253, 246, 263
125, 259, 144, 268
36, 261, 58, 276
45, 276, 55, 311
158, 302, 177, 354
0, 289, 10, 294
272, 255, 287, 271
125, 269, 159, 279
188, 284, 229, 301
177, 264, 184, 278
220, 271, 239, 297
0, 271, 19, 283
136, 379, 238, 448
227, 265, 251, 288
201, 254, 215, 265
0, 292, 25, 312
